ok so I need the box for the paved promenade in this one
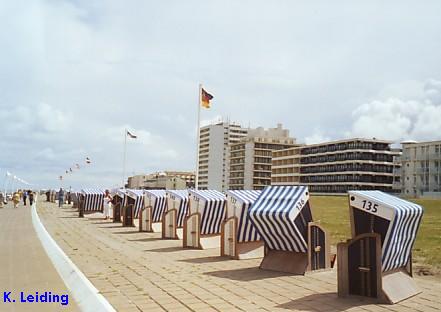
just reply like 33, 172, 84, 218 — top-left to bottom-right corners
37, 201, 441, 312
0, 201, 79, 312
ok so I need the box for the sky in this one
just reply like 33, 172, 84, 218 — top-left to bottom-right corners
1, 0, 441, 190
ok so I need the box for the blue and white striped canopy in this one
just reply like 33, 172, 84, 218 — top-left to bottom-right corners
144, 190, 167, 223
80, 188, 105, 212
249, 186, 311, 253
348, 191, 424, 272
126, 189, 145, 217
166, 190, 189, 227
189, 190, 226, 235
226, 190, 261, 243
111, 188, 126, 200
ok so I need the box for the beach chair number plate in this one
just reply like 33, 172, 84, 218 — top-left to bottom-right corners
361, 200, 378, 213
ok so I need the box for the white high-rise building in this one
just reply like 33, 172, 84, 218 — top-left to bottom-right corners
229, 124, 296, 190
401, 140, 441, 198
197, 122, 248, 191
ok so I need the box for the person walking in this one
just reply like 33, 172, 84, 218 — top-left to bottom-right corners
22, 190, 28, 206
29, 190, 34, 206
12, 191, 20, 208
58, 188, 64, 208
103, 190, 113, 220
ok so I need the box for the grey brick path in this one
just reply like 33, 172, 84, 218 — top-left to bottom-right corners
37, 202, 441, 312
0, 202, 79, 311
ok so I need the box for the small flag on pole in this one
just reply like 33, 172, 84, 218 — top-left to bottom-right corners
59, 175, 63, 180
201, 87, 213, 109
69, 168, 73, 172
65, 170, 68, 174
75, 163, 80, 169
127, 130, 137, 139
86, 157, 91, 164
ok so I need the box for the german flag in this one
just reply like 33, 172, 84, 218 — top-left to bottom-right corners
201, 88, 213, 109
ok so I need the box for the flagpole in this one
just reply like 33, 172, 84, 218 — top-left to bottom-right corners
195, 84, 202, 190
122, 128, 127, 189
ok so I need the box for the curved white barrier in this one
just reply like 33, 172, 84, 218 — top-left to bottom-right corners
31, 197, 116, 312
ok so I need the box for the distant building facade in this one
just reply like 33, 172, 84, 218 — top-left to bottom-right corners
127, 175, 147, 189
127, 171, 195, 190
401, 140, 441, 198
229, 124, 297, 190
271, 138, 400, 194
197, 122, 248, 191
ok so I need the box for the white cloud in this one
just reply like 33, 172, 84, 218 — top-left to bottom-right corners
348, 80, 441, 142
304, 131, 331, 145
0, 102, 72, 138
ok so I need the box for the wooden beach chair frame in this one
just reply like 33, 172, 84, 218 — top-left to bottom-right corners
183, 195, 224, 250
259, 221, 331, 274
337, 193, 422, 304
221, 215, 264, 260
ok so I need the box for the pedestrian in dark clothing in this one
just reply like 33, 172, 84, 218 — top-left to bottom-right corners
29, 191, 34, 206
46, 191, 50, 202
58, 188, 64, 207
23, 191, 28, 206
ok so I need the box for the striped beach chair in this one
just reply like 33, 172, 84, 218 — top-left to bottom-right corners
79, 188, 105, 217
50, 190, 56, 203
338, 191, 424, 304
183, 190, 226, 249
140, 190, 167, 232
71, 191, 80, 208
249, 185, 331, 274
122, 189, 144, 227
221, 190, 263, 259
111, 189, 127, 223
162, 190, 189, 239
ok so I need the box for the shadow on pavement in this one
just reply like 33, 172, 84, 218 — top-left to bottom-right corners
205, 266, 290, 281
112, 230, 140, 235
147, 247, 184, 253
128, 237, 163, 242
276, 292, 375, 311
180, 256, 231, 264
99, 225, 128, 229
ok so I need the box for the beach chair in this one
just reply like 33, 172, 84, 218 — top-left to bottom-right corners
122, 189, 143, 227
337, 191, 424, 304
183, 190, 226, 249
249, 185, 331, 274
71, 191, 79, 208
140, 190, 167, 232
78, 189, 104, 218
221, 190, 263, 259
111, 189, 126, 223
162, 190, 189, 239
50, 190, 56, 203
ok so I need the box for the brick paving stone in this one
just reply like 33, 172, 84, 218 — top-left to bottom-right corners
35, 201, 441, 312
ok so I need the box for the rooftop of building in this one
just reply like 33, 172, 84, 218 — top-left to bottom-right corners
401, 139, 441, 146
302, 137, 393, 148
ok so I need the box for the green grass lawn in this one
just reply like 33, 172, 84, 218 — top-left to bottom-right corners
310, 195, 441, 272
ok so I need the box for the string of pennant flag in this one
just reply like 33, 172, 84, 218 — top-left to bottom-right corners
59, 157, 92, 180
